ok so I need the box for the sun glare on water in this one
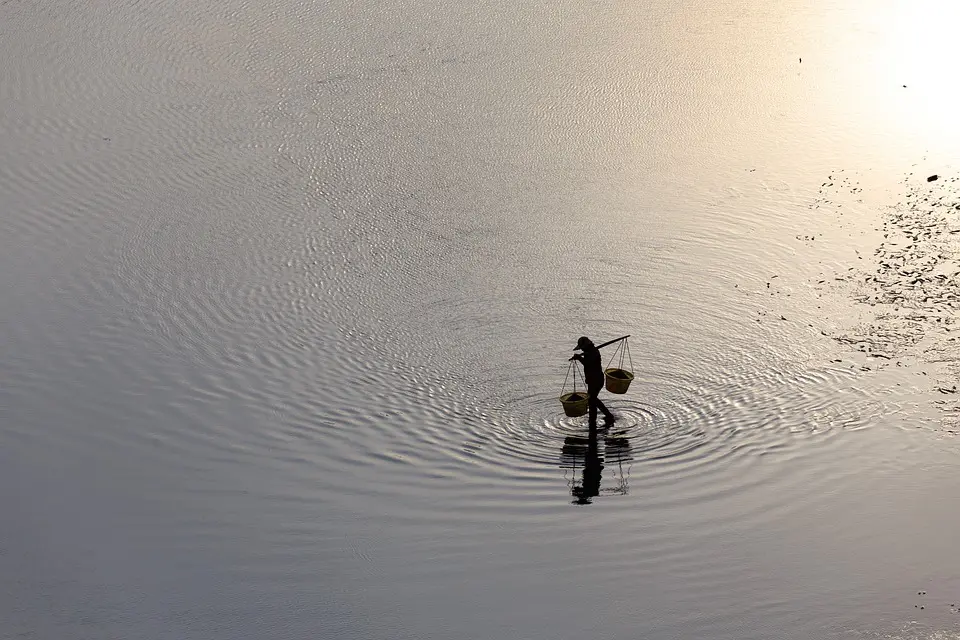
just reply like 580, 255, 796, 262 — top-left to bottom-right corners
855, 1, 960, 153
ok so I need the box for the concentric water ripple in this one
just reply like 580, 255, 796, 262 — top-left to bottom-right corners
474, 390, 710, 467
444, 358, 909, 517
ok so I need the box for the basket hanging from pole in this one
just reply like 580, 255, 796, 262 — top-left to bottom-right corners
604, 337, 634, 394
559, 360, 589, 417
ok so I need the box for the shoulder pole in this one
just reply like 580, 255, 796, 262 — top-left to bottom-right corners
595, 335, 630, 349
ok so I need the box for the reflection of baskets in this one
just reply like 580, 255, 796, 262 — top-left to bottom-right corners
560, 392, 589, 417
604, 368, 634, 394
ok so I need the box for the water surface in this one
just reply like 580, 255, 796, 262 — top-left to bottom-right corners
3, 1, 960, 638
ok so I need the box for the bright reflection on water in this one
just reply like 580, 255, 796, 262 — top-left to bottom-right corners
844, 1, 960, 146
2, 0, 960, 639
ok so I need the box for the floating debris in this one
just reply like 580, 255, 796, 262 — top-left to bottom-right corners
814, 170, 960, 421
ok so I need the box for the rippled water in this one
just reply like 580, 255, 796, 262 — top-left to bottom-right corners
3, 0, 960, 638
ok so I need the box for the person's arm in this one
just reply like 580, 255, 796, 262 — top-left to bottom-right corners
569, 353, 583, 362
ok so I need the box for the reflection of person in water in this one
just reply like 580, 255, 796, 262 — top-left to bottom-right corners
569, 336, 615, 425
561, 424, 633, 505
562, 424, 603, 505
577, 424, 603, 504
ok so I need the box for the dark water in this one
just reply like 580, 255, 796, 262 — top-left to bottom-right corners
3, 1, 960, 638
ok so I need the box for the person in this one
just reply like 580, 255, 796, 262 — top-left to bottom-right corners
569, 336, 615, 424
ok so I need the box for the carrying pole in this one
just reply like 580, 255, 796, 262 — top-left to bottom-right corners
595, 335, 630, 350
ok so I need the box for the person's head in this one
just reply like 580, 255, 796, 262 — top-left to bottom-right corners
576, 336, 594, 351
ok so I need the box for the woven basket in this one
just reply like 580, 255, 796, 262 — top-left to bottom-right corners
604, 368, 634, 394
559, 392, 589, 417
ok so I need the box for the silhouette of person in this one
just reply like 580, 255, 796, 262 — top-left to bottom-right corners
569, 336, 615, 425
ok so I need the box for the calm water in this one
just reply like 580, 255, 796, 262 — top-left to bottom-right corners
3, 1, 960, 638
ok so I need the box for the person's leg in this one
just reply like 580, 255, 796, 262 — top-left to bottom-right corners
596, 397, 615, 421
587, 382, 600, 426
589, 383, 614, 422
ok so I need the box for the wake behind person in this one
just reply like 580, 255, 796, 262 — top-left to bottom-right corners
570, 336, 615, 425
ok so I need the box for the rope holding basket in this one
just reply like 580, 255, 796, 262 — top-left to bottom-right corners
604, 337, 634, 394
559, 360, 589, 417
